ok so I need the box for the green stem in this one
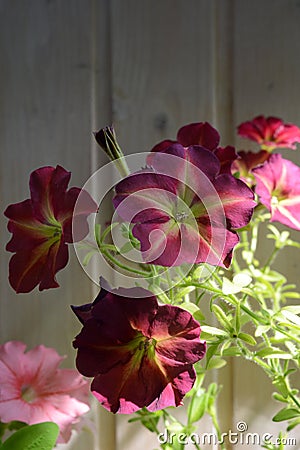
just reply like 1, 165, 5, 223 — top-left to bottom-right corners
273, 325, 300, 344
250, 221, 259, 255
181, 281, 269, 325
102, 249, 151, 277
289, 392, 300, 410
114, 156, 130, 178
210, 410, 226, 450
262, 246, 281, 272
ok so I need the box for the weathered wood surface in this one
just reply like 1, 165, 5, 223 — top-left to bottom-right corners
1, 1, 300, 449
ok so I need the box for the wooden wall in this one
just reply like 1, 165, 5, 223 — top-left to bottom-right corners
1, 1, 300, 449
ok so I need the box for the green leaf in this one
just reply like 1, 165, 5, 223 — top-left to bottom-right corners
178, 302, 199, 315
273, 377, 289, 397
174, 286, 195, 302
222, 347, 241, 357
140, 416, 160, 433
272, 407, 300, 422
193, 309, 206, 322
188, 393, 207, 423
256, 348, 293, 359
205, 343, 219, 368
119, 241, 135, 254
272, 393, 289, 403
255, 325, 271, 337
287, 417, 300, 431
237, 333, 257, 346
200, 326, 228, 337
211, 305, 233, 332
282, 292, 300, 299
2, 422, 59, 450
281, 310, 300, 326
7, 422, 27, 432
206, 357, 227, 370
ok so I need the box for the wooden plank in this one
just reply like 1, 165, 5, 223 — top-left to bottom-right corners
232, 0, 300, 444
212, 1, 235, 443
0, 1, 106, 448
90, 1, 117, 448
110, 0, 217, 154
109, 1, 234, 448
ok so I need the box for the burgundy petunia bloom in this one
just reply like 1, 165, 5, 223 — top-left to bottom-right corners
149, 122, 237, 174
231, 150, 270, 186
4, 165, 97, 293
72, 285, 206, 414
113, 145, 256, 268
152, 122, 220, 152
237, 115, 300, 150
253, 154, 300, 230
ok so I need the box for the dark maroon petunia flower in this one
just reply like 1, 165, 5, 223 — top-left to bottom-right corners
149, 122, 237, 174
237, 115, 300, 150
4, 165, 97, 293
253, 154, 300, 230
72, 284, 206, 414
113, 145, 256, 268
152, 121, 220, 152
231, 150, 270, 186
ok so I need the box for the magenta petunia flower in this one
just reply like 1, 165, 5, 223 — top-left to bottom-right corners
253, 154, 300, 230
237, 115, 300, 150
4, 165, 97, 293
0, 341, 90, 443
72, 285, 206, 414
149, 122, 237, 174
113, 145, 256, 268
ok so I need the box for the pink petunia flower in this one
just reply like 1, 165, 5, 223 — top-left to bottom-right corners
237, 115, 300, 150
4, 165, 97, 293
72, 284, 206, 414
253, 154, 300, 230
149, 122, 237, 174
113, 145, 256, 268
0, 341, 90, 443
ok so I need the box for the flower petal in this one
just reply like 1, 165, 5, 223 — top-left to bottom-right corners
177, 122, 220, 150
8, 239, 68, 293
213, 174, 256, 229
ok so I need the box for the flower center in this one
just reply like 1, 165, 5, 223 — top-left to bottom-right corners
175, 211, 189, 222
138, 337, 156, 351
21, 384, 37, 403
271, 195, 279, 207
44, 222, 63, 240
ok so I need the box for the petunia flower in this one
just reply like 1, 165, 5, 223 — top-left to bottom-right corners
252, 153, 300, 230
231, 150, 270, 186
0, 341, 90, 443
72, 284, 206, 414
152, 121, 220, 152
113, 145, 256, 268
4, 165, 97, 293
149, 122, 237, 174
237, 115, 300, 150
